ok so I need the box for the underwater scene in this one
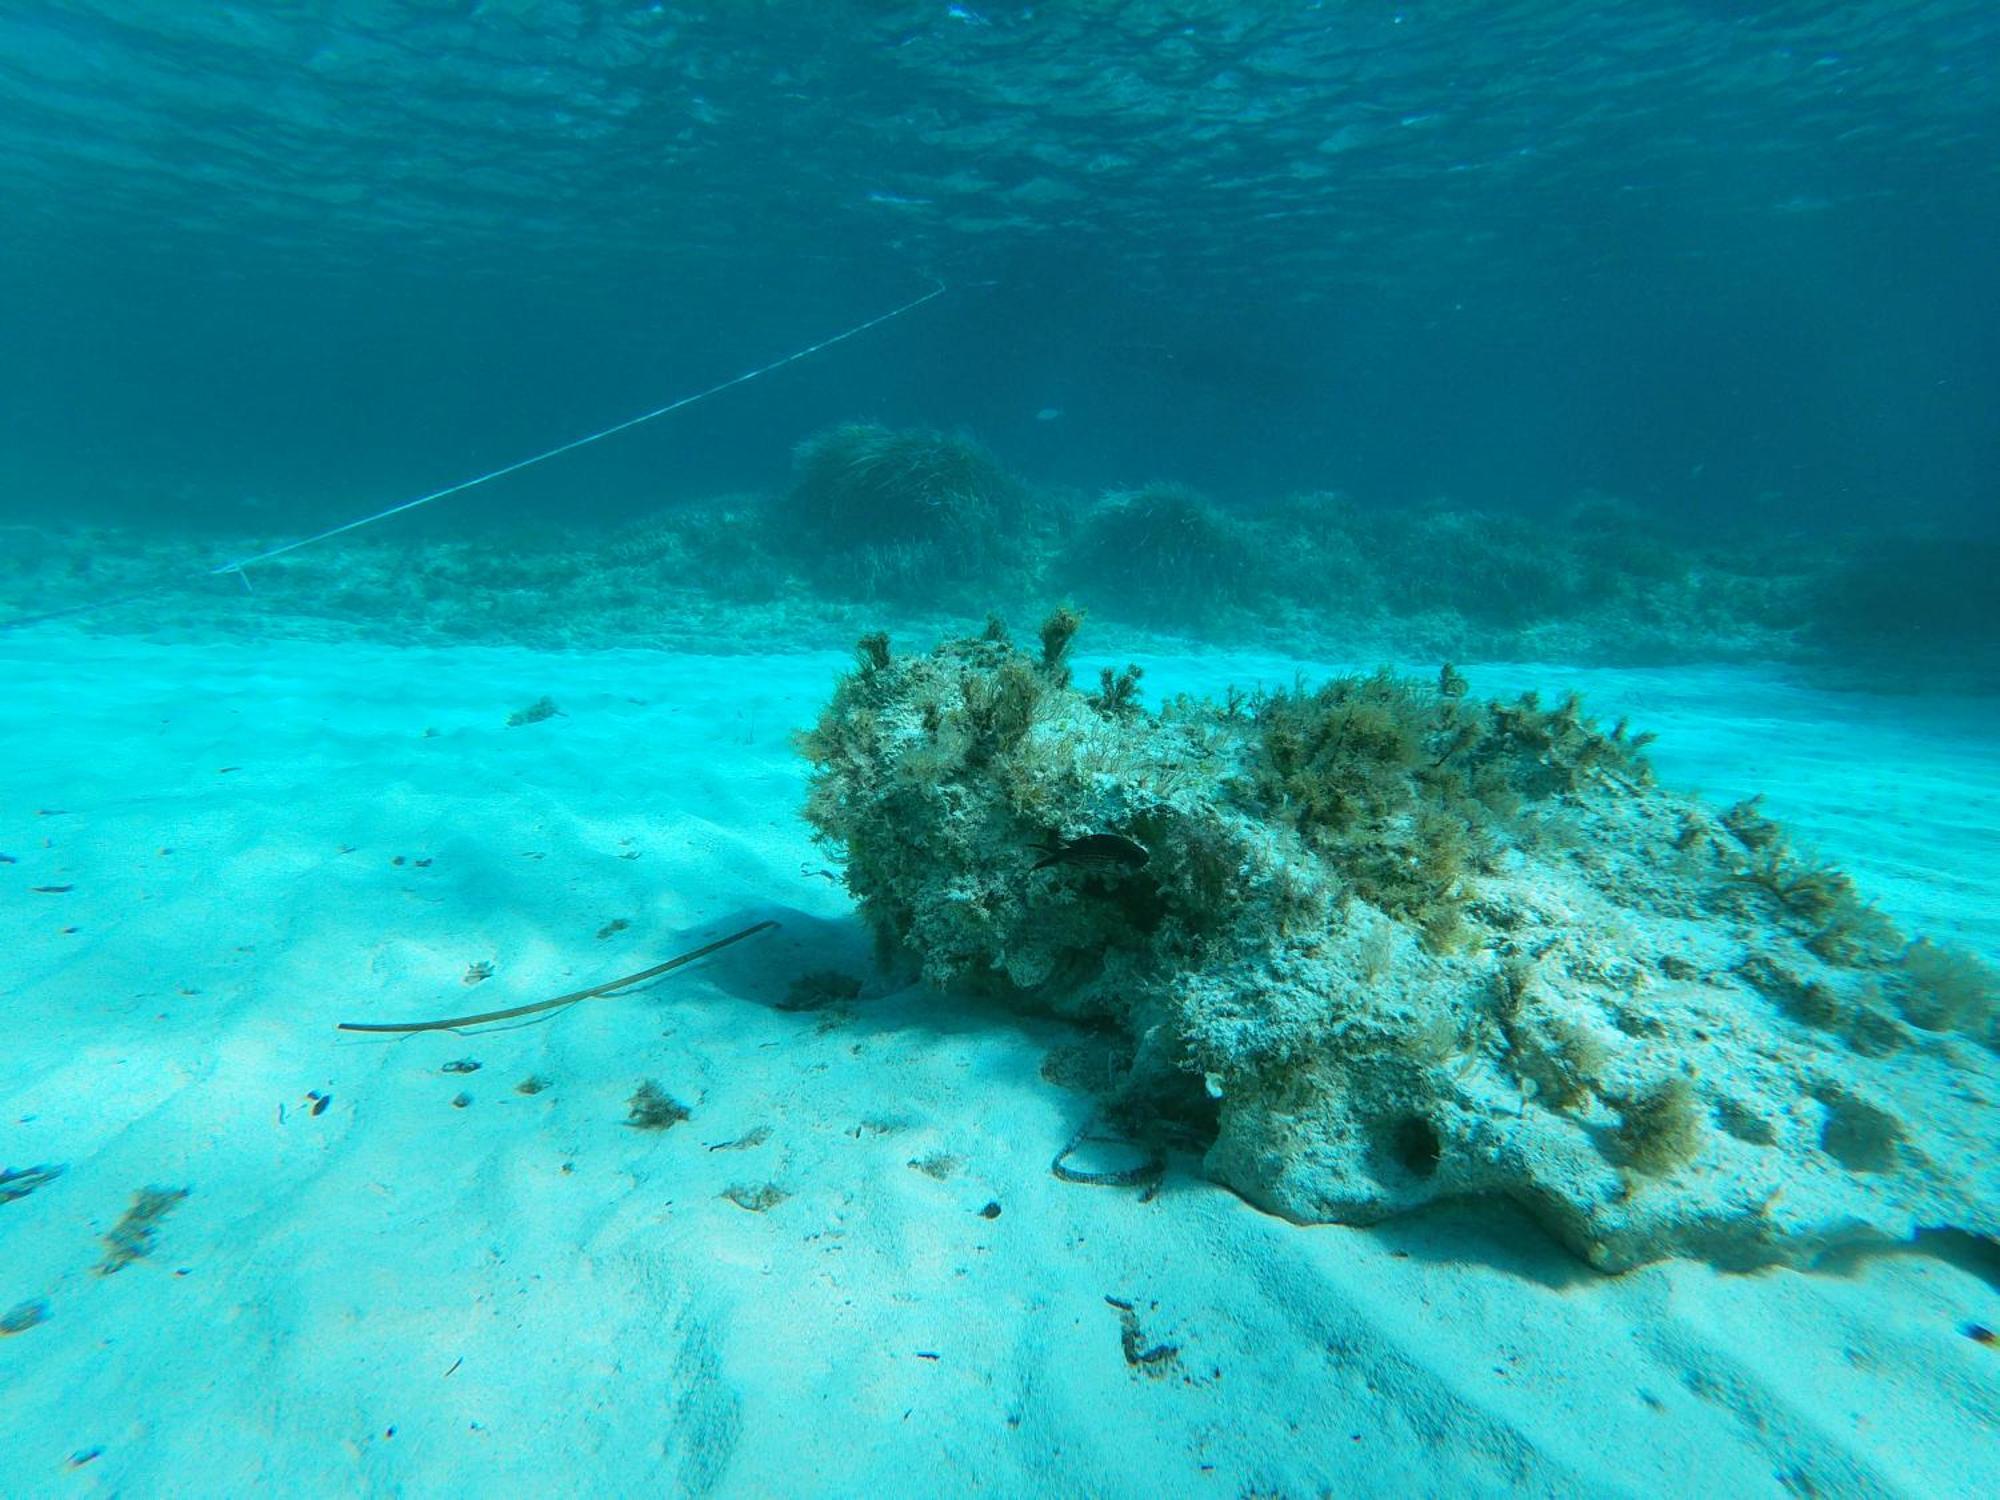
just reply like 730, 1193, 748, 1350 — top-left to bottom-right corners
2, 3, 1997, 1495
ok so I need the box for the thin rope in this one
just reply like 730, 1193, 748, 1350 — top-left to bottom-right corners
335, 919, 778, 1035
0, 283, 944, 631
211, 283, 944, 578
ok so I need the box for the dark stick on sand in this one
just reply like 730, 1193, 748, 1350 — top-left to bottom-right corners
335, 920, 778, 1035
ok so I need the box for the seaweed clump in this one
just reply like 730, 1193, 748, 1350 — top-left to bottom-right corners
97, 1186, 190, 1275
626, 1081, 690, 1131
1718, 798, 1902, 969
1059, 482, 1254, 627
1038, 604, 1083, 681
1089, 664, 1145, 719
1605, 1078, 1703, 1177
1760, 857, 1900, 966
1895, 939, 1999, 1043
776, 424, 1028, 602
1808, 534, 2000, 663
1247, 674, 1654, 949
1711, 798, 1999, 1051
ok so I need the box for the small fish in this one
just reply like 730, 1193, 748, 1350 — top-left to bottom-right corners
1031, 832, 1150, 875
29, 885, 73, 894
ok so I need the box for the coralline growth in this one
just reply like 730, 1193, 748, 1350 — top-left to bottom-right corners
799, 616, 1998, 1270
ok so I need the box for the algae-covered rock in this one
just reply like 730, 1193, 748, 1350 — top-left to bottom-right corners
799, 621, 2000, 1271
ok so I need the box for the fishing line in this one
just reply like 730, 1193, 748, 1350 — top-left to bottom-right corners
0, 283, 946, 629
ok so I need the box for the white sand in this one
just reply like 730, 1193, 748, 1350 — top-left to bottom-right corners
2, 628, 1996, 1497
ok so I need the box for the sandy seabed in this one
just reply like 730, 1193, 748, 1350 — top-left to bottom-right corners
2, 625, 1996, 1498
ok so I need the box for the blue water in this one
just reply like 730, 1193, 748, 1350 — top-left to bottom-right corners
0, 2, 1994, 541
2, 9, 1998, 1495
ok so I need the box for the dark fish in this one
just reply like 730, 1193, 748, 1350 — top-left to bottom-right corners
1031, 832, 1150, 875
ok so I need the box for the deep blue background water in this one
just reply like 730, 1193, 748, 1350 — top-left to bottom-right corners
1, 2, 1993, 537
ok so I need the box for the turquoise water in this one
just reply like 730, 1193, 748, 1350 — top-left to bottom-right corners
2, 7, 1997, 1496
